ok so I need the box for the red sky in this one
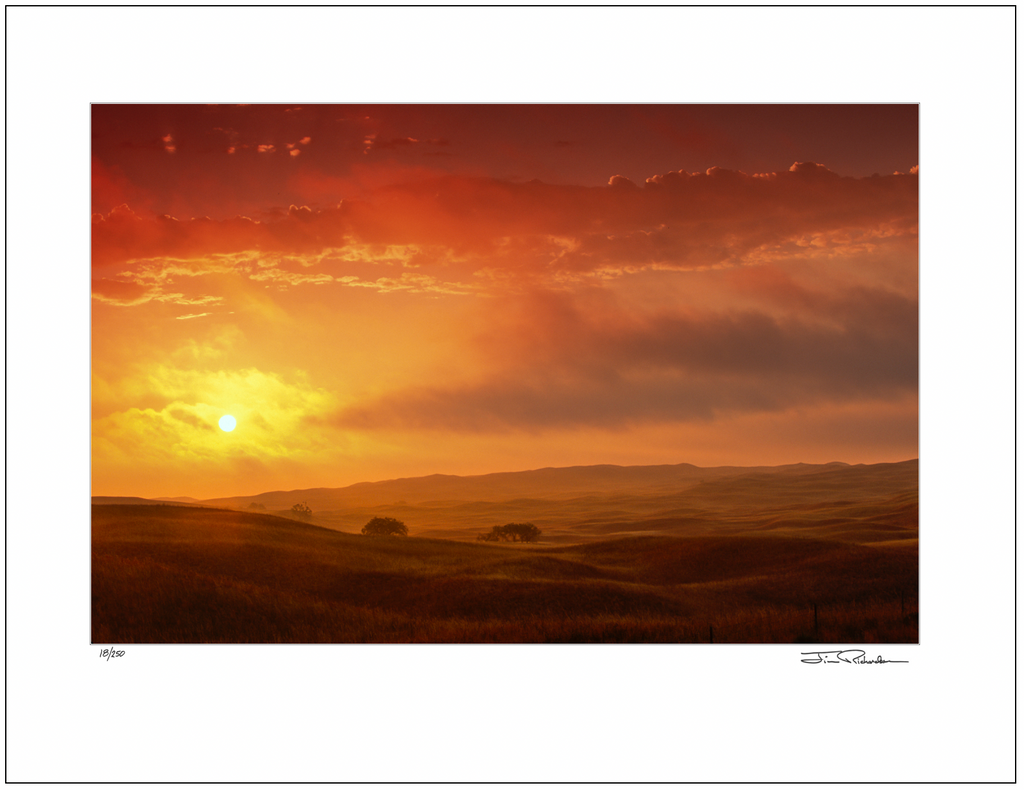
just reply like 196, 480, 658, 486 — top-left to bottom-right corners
91, 104, 918, 498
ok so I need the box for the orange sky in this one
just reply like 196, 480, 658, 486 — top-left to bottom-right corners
91, 104, 918, 499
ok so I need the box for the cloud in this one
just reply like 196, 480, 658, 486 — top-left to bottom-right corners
92, 159, 147, 214
608, 174, 638, 189
168, 294, 223, 306
117, 253, 247, 283
787, 161, 836, 177
92, 165, 918, 304
99, 244, 426, 305
91, 278, 151, 306
91, 274, 225, 308
374, 137, 419, 149
248, 268, 333, 286
326, 274, 917, 433
92, 210, 275, 268
169, 327, 243, 364
108, 203, 139, 221
342, 272, 478, 295
331, 318, 915, 432
286, 137, 311, 156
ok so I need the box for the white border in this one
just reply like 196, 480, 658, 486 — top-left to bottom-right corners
5, 6, 1016, 783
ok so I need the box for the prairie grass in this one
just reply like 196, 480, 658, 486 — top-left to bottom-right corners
93, 505, 917, 644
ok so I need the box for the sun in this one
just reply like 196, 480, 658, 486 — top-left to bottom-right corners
218, 414, 237, 432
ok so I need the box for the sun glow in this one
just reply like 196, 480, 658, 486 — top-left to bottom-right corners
218, 414, 237, 432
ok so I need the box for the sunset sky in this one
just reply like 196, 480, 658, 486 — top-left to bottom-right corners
92, 104, 918, 499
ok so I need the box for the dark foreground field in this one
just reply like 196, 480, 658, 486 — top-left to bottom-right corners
93, 504, 917, 643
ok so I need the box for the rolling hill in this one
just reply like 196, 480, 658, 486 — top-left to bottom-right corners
92, 504, 918, 644
193, 460, 906, 511
108, 459, 916, 545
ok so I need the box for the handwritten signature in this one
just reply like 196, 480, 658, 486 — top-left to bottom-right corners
801, 649, 907, 664
99, 647, 125, 661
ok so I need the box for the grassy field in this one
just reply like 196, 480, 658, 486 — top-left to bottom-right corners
93, 504, 917, 643
264, 461, 920, 545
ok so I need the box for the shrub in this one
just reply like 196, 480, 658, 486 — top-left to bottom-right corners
290, 502, 313, 521
362, 516, 408, 536
479, 522, 541, 543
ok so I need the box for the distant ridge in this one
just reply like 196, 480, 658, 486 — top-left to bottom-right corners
191, 459, 918, 512
91, 496, 201, 507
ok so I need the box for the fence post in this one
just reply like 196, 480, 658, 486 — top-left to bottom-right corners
814, 603, 818, 633
709, 624, 714, 643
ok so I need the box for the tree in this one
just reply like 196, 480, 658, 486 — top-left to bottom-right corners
478, 522, 541, 543
291, 502, 313, 521
362, 516, 408, 536
247, 502, 267, 511
509, 522, 541, 543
